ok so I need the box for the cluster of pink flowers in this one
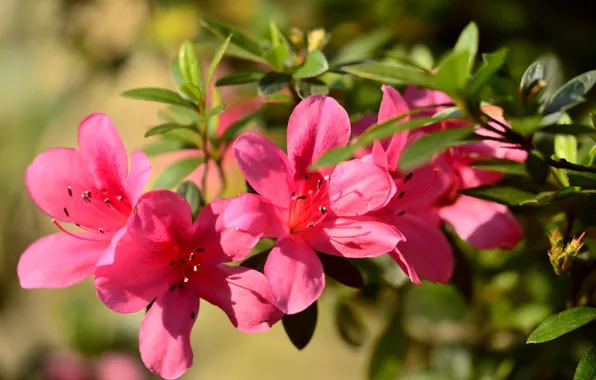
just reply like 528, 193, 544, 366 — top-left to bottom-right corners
17, 86, 524, 379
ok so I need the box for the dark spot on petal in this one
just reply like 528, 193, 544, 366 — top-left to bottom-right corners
63, 208, 69, 217
398, 192, 405, 199
398, 211, 406, 216
170, 284, 176, 291
404, 173, 413, 182
191, 311, 196, 319
67, 186, 72, 196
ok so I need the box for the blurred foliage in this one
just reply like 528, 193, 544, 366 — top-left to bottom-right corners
3, 0, 596, 379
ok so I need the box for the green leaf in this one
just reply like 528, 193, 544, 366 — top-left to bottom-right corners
331, 28, 392, 65
574, 346, 596, 380
264, 43, 290, 71
202, 19, 263, 59
434, 50, 471, 95
205, 103, 226, 119
176, 181, 203, 221
540, 124, 596, 137
122, 88, 193, 108
527, 307, 596, 343
369, 312, 406, 380
154, 157, 204, 190
179, 83, 202, 103
467, 48, 509, 95
257, 72, 291, 95
142, 139, 193, 157
178, 41, 202, 90
335, 297, 367, 347
544, 70, 596, 114
587, 145, 596, 166
453, 21, 479, 73
158, 105, 200, 126
205, 35, 232, 89
459, 185, 539, 206
215, 71, 264, 86
293, 49, 329, 79
525, 152, 550, 184
342, 62, 436, 89
520, 60, 544, 90
282, 301, 318, 350
399, 127, 475, 172
469, 159, 527, 175
508, 115, 543, 136
555, 134, 578, 164
294, 78, 329, 99
217, 110, 260, 144
170, 57, 188, 98
145, 123, 197, 138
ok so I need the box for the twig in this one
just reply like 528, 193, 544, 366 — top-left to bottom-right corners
544, 157, 596, 174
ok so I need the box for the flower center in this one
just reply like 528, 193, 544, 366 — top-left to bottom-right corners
53, 185, 132, 241
167, 247, 204, 290
287, 173, 330, 233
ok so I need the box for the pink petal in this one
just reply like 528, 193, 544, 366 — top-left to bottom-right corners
127, 150, 152, 204
392, 213, 453, 283
96, 353, 145, 380
194, 198, 260, 265
25, 147, 118, 230
328, 158, 395, 216
77, 113, 129, 196
233, 132, 294, 208
221, 193, 288, 238
351, 114, 377, 140
403, 86, 453, 116
390, 248, 422, 285
94, 228, 177, 313
303, 216, 403, 258
378, 86, 410, 170
139, 290, 198, 380
192, 265, 282, 333
439, 196, 523, 250
264, 237, 325, 314
286, 95, 351, 175
392, 159, 454, 210
18, 232, 109, 288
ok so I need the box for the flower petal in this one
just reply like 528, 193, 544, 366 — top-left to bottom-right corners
94, 227, 176, 313
126, 150, 152, 204
439, 196, 523, 250
264, 237, 325, 314
233, 132, 294, 208
194, 198, 260, 265
403, 86, 453, 117
392, 213, 453, 283
139, 290, 198, 380
18, 232, 109, 288
328, 158, 395, 216
192, 265, 282, 333
221, 193, 288, 238
378, 86, 410, 170
303, 216, 403, 258
77, 113, 129, 195
286, 95, 351, 175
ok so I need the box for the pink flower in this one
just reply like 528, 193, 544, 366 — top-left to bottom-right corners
224, 95, 402, 314
402, 87, 525, 250
355, 86, 455, 285
18, 113, 151, 289
94, 190, 282, 379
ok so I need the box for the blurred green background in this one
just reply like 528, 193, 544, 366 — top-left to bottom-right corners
2, 0, 596, 379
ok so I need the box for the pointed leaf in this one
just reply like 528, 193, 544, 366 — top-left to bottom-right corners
122, 88, 193, 108
332, 28, 392, 65
342, 62, 436, 88
467, 48, 509, 95
216, 71, 265, 86
399, 127, 475, 172
453, 22, 478, 73
434, 50, 471, 95
142, 139, 194, 157
555, 134, 578, 164
257, 72, 291, 95
544, 70, 596, 114
154, 157, 204, 190
317, 253, 364, 288
459, 185, 539, 206
293, 49, 329, 78
202, 19, 263, 59
574, 346, 596, 380
176, 181, 204, 221
282, 301, 318, 350
335, 297, 367, 347
264, 43, 290, 71
520, 60, 544, 90
179, 83, 202, 103
145, 123, 197, 138
540, 124, 596, 137
527, 307, 596, 343
178, 41, 202, 89
469, 159, 527, 175
206, 35, 232, 89
508, 115, 543, 136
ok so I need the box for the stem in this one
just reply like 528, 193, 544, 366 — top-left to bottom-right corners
544, 157, 596, 174
213, 161, 227, 199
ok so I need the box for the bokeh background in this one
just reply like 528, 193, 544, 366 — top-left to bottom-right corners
2, 0, 596, 379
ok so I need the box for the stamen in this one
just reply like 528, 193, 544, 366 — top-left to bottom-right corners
319, 206, 327, 214
317, 180, 322, 189
308, 222, 315, 227
183, 277, 189, 283
188, 253, 194, 261
193, 265, 199, 272
85, 190, 92, 199
116, 195, 123, 201
67, 186, 73, 196
63, 208, 69, 217
98, 228, 104, 234
51, 219, 99, 241
82, 193, 91, 203
104, 198, 111, 205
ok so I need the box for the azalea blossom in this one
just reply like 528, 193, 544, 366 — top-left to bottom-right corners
94, 190, 282, 379
402, 86, 525, 250
18, 113, 151, 289
354, 86, 455, 285
224, 95, 402, 315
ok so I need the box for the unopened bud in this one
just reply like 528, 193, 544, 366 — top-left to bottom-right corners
548, 229, 585, 275
307, 28, 329, 52
521, 79, 547, 103
290, 27, 305, 51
